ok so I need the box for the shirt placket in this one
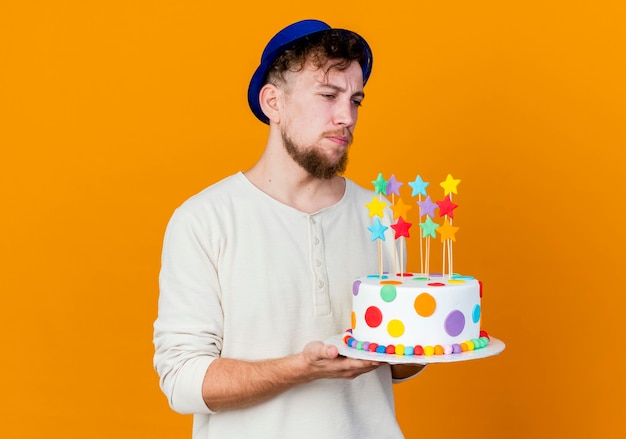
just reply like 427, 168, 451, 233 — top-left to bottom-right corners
309, 214, 330, 316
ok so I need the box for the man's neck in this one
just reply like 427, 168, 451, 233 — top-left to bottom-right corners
244, 152, 346, 214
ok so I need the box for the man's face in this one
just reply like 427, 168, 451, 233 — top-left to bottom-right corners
279, 60, 364, 179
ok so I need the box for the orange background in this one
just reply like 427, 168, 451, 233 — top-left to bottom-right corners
1, 1, 625, 438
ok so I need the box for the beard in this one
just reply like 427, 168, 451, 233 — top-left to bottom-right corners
281, 130, 350, 180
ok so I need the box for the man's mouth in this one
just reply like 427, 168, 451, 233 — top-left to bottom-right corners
325, 131, 352, 147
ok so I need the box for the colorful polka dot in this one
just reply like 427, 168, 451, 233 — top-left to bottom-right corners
414, 293, 436, 317
452, 274, 475, 280
448, 279, 465, 284
367, 274, 388, 279
351, 311, 356, 329
352, 280, 361, 296
427, 282, 446, 287
472, 304, 481, 323
380, 280, 402, 285
444, 310, 465, 336
387, 319, 405, 338
365, 306, 383, 328
380, 284, 397, 302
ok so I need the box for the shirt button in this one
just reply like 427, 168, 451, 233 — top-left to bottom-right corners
315, 260, 321, 267
318, 280, 324, 288
314, 237, 320, 245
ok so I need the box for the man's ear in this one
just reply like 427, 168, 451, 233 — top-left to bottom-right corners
259, 83, 282, 124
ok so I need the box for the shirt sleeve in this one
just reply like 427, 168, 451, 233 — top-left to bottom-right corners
153, 206, 223, 415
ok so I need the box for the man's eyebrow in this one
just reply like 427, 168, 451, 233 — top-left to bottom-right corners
319, 83, 365, 99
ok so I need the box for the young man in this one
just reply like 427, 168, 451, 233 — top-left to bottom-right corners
154, 19, 424, 438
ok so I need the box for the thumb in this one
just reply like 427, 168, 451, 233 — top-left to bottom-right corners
304, 341, 339, 361
323, 343, 339, 359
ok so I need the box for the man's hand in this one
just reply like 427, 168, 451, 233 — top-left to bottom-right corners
300, 341, 425, 381
299, 341, 381, 381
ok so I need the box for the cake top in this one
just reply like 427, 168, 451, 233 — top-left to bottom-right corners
357, 272, 477, 287
365, 174, 462, 278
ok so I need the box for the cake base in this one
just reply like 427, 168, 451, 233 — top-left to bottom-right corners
325, 334, 506, 364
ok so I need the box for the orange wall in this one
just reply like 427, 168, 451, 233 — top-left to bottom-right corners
1, 2, 625, 438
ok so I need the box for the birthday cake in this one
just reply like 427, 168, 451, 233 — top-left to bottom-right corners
344, 174, 491, 357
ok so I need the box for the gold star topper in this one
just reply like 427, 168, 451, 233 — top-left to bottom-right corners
440, 174, 461, 196
437, 220, 459, 242
365, 196, 387, 218
390, 197, 411, 220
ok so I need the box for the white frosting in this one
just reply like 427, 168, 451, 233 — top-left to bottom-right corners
351, 274, 481, 348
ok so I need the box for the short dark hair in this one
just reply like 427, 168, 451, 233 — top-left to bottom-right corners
265, 29, 369, 86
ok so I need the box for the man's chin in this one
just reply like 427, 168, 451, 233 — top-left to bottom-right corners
311, 156, 348, 179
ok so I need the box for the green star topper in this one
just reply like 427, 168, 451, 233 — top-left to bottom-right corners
419, 216, 440, 239
371, 173, 388, 195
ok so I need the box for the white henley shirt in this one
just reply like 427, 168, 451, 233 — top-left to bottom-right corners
154, 172, 406, 438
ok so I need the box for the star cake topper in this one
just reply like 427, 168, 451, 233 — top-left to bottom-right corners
390, 216, 412, 239
385, 174, 403, 197
437, 219, 459, 242
365, 196, 387, 218
436, 194, 458, 219
417, 195, 438, 218
419, 216, 440, 239
408, 175, 429, 197
371, 173, 388, 195
368, 218, 389, 241
440, 174, 461, 196
390, 197, 411, 220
